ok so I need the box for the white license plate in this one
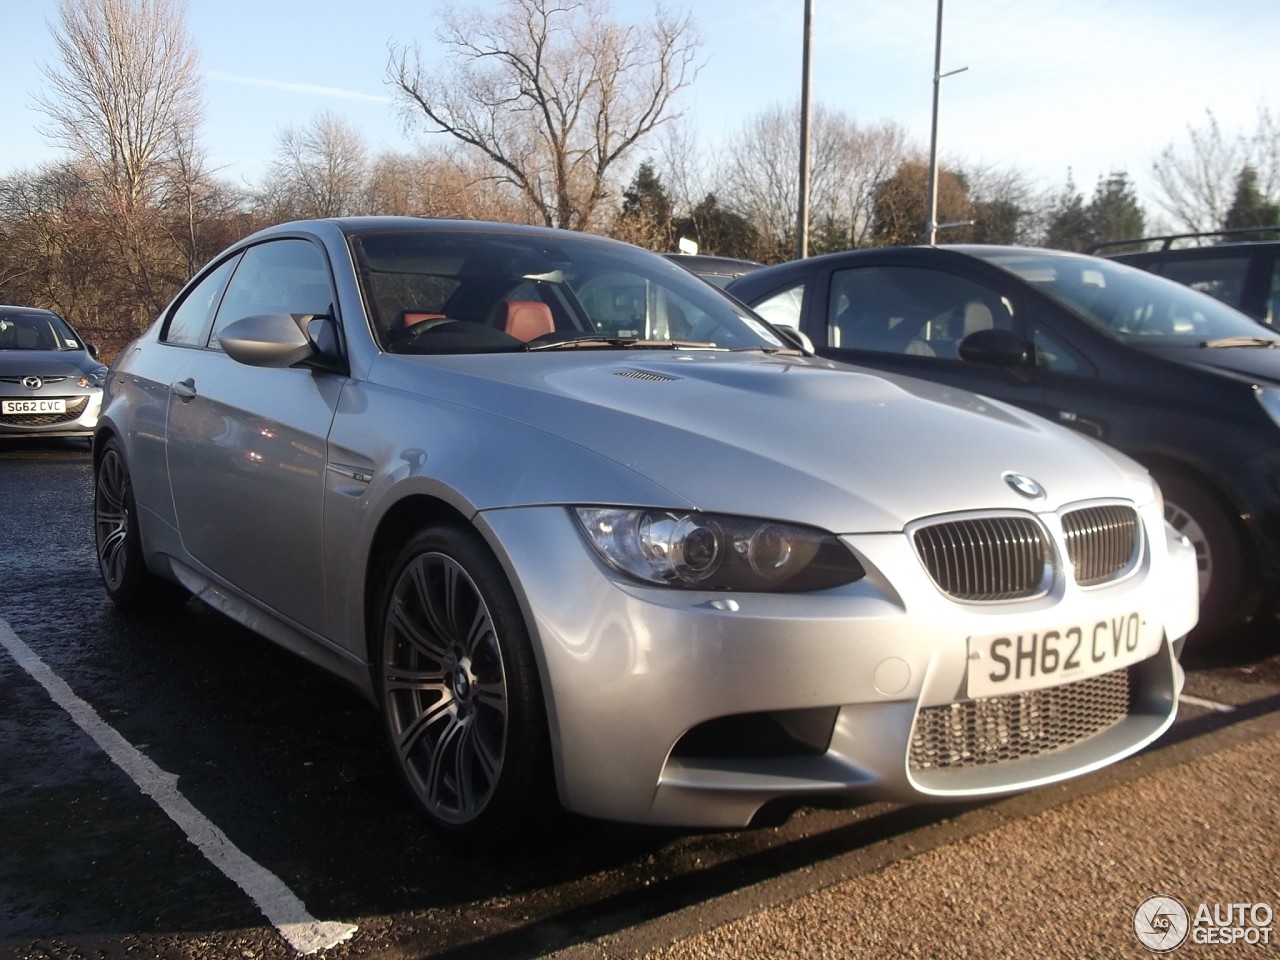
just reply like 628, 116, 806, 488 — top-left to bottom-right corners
2, 398, 66, 415
967, 612, 1145, 699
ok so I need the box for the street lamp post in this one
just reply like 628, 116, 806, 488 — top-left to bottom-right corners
796, 0, 813, 260
925, 0, 967, 245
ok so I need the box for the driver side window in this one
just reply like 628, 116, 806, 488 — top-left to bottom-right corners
828, 266, 1014, 359
210, 239, 334, 348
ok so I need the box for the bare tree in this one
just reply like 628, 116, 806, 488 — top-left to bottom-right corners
32, 0, 205, 324
160, 127, 249, 277
650, 117, 717, 241
364, 148, 531, 221
837, 119, 914, 248
717, 104, 915, 257
960, 162, 1047, 245
35, 0, 204, 217
1150, 107, 1280, 235
262, 111, 369, 219
0, 163, 128, 336
718, 104, 803, 258
387, 0, 700, 231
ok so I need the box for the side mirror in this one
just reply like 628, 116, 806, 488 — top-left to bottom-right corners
218, 313, 330, 368
958, 327, 1028, 368
772, 324, 815, 354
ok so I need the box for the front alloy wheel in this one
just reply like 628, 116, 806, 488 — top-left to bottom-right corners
94, 438, 165, 607
1155, 470, 1256, 649
376, 527, 547, 835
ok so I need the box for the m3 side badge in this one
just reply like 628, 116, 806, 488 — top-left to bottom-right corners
1003, 471, 1045, 499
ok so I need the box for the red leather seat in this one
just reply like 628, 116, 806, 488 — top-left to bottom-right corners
503, 301, 555, 341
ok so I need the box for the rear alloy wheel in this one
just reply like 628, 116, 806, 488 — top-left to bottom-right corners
1155, 471, 1255, 648
94, 438, 168, 608
375, 526, 548, 837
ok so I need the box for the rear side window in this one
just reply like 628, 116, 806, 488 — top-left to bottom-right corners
1157, 255, 1250, 312
1266, 261, 1280, 328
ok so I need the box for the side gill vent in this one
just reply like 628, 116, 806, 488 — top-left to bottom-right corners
615, 369, 679, 382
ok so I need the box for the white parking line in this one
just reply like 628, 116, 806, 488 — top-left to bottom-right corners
0, 617, 357, 955
1179, 693, 1237, 713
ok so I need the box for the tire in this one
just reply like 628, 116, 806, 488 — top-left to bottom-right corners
374, 525, 550, 838
1154, 471, 1256, 648
94, 438, 171, 608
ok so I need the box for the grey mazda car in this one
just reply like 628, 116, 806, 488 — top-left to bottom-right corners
93, 218, 1197, 837
0, 304, 107, 441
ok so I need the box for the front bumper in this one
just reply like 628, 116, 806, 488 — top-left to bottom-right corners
0, 390, 102, 438
480, 504, 1194, 828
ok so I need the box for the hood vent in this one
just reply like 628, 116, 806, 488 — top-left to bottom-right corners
614, 369, 679, 383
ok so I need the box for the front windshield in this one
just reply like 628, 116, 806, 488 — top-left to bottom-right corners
0, 312, 83, 351
971, 248, 1280, 345
351, 229, 784, 354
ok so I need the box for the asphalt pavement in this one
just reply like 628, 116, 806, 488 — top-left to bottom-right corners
551, 694, 1280, 959
2, 443, 1278, 960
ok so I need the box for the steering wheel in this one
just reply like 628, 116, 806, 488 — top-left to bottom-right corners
394, 316, 458, 350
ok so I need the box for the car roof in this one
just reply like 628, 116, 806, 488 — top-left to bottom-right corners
661, 253, 763, 272
0, 304, 62, 318
1088, 228, 1280, 256
728, 245, 1086, 286
263, 216, 626, 243
235, 216, 657, 262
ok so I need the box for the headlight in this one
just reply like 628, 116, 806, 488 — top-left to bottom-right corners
1258, 385, 1280, 428
574, 507, 865, 591
78, 366, 109, 389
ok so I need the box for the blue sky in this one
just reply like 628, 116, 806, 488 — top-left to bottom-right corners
1, 0, 1276, 205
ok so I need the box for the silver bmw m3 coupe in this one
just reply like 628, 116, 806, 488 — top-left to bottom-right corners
93, 217, 1199, 837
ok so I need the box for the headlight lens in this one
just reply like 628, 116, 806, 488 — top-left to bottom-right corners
78, 365, 109, 389
1258, 385, 1280, 428
574, 507, 865, 591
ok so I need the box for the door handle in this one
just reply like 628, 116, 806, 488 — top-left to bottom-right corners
171, 378, 197, 402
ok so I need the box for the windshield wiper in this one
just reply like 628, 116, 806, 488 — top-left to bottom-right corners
527, 336, 718, 351
1202, 336, 1279, 348
731, 345, 806, 356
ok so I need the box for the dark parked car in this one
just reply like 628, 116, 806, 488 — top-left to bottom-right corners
1091, 230, 1280, 328
0, 304, 107, 441
728, 245, 1280, 646
662, 252, 763, 288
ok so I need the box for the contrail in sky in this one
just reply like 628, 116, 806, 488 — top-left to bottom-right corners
207, 71, 393, 103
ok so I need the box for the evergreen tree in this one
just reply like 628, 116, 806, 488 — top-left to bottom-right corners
970, 199, 1021, 245
1044, 175, 1092, 251
622, 161, 673, 223
616, 160, 674, 250
1088, 171, 1145, 247
674, 194, 759, 260
1222, 166, 1280, 239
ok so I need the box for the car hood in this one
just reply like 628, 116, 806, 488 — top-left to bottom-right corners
1140, 343, 1280, 385
379, 351, 1154, 532
0, 350, 100, 379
